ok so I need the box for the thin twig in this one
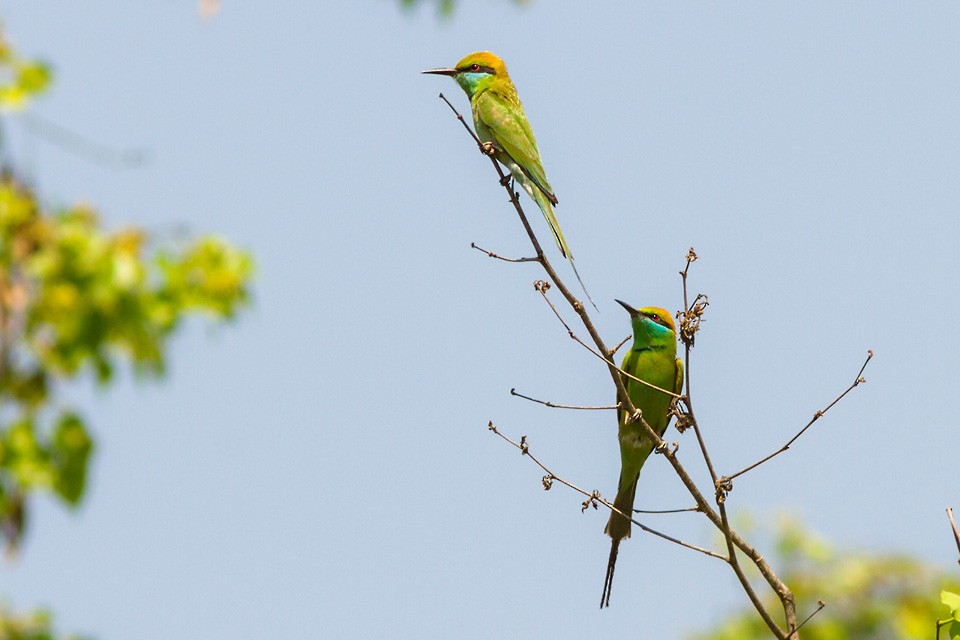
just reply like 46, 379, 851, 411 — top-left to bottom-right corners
487, 422, 726, 560
19, 111, 149, 168
439, 93, 485, 148
723, 350, 874, 483
677, 250, 720, 488
634, 506, 701, 515
470, 242, 540, 263
609, 334, 631, 358
948, 508, 960, 567
535, 280, 681, 400
510, 388, 618, 411
790, 601, 826, 636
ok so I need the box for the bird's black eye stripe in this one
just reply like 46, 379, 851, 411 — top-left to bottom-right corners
458, 64, 496, 74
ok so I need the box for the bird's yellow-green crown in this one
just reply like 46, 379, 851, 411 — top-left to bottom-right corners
453, 51, 510, 77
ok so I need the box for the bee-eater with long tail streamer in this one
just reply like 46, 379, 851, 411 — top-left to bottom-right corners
601, 301, 684, 608
423, 51, 595, 308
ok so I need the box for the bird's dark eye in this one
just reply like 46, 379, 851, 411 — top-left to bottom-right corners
651, 314, 660, 322
470, 64, 480, 71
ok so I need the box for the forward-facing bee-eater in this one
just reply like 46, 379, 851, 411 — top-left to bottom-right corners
601, 300, 684, 608
423, 51, 595, 308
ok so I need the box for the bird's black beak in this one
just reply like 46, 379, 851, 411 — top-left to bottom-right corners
422, 67, 458, 76
615, 299, 639, 318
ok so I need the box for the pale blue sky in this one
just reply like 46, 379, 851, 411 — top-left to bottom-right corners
4, 2, 959, 638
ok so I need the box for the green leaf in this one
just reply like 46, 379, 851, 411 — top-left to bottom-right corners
51, 412, 93, 505
944, 590, 960, 615
950, 618, 960, 640
17, 61, 52, 94
0, 41, 53, 110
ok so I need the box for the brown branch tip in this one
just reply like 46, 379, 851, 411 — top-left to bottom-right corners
677, 293, 709, 348
670, 396, 695, 433
948, 507, 960, 566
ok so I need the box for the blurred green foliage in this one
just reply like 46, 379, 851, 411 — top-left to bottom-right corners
0, 606, 88, 640
398, 0, 526, 18
0, 30, 51, 111
941, 590, 960, 639
0, 174, 252, 554
0, 29, 253, 556
687, 518, 960, 640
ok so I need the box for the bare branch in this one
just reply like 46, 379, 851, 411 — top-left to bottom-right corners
510, 388, 618, 411
534, 280, 681, 400
948, 508, 960, 567
470, 242, 540, 263
20, 111, 149, 168
675, 256, 719, 486
719, 505, 790, 638
723, 349, 874, 483
634, 505, 701, 515
439, 93, 485, 148
608, 334, 631, 358
487, 422, 726, 560
790, 600, 826, 637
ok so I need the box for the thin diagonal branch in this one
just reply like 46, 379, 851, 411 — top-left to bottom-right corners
948, 508, 960, 567
792, 601, 826, 636
439, 93, 485, 148
510, 388, 618, 410
535, 280, 680, 400
634, 506, 701, 515
608, 334, 631, 358
487, 422, 726, 560
20, 111, 149, 168
470, 242, 540, 263
723, 350, 874, 484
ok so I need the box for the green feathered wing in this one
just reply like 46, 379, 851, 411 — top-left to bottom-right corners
473, 90, 596, 307
474, 91, 569, 258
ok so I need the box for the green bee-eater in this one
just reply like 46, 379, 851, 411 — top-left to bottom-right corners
601, 300, 684, 608
423, 51, 594, 308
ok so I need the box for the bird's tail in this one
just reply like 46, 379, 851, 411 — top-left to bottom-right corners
600, 471, 639, 608
601, 538, 620, 609
533, 189, 598, 311
604, 471, 639, 541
